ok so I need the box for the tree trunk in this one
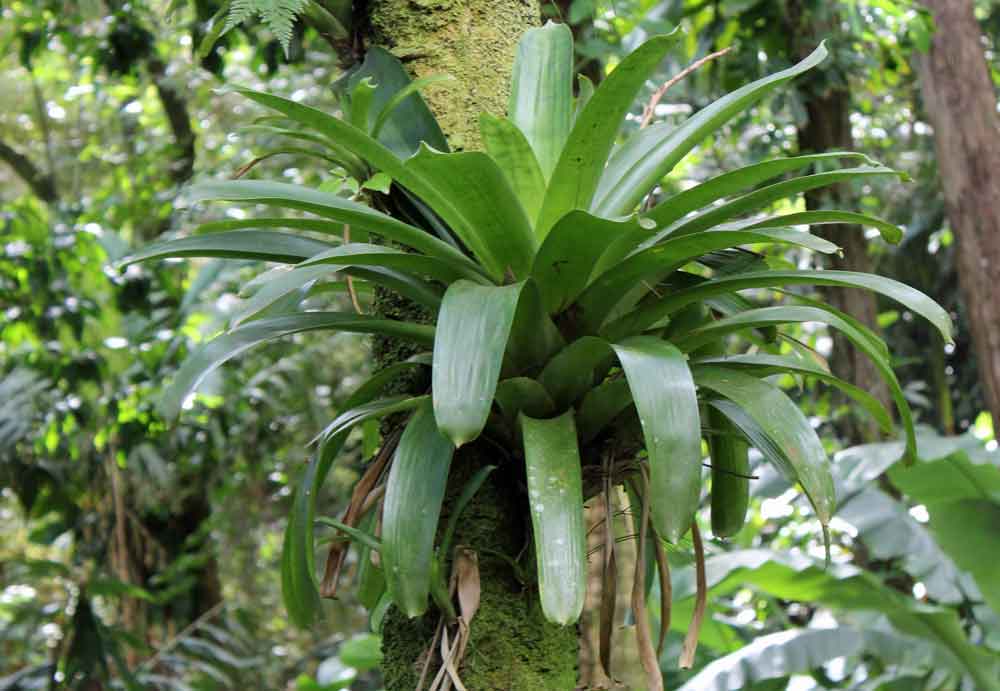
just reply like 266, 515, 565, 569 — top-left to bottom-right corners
796, 85, 893, 443
915, 0, 1000, 434
361, 2, 581, 688
786, 5, 893, 444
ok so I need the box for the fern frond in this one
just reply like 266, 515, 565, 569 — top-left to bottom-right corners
225, 0, 308, 56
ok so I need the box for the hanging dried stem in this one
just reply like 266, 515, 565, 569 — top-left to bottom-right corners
679, 520, 707, 668
632, 465, 664, 691
640, 47, 733, 129
320, 429, 400, 597
652, 530, 672, 656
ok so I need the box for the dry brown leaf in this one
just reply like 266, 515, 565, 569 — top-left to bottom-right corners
633, 466, 664, 691
679, 521, 706, 669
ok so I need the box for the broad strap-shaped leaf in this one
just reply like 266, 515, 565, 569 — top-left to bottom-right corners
638, 152, 879, 231
695, 353, 893, 433
681, 305, 915, 458
505, 279, 566, 373
494, 377, 556, 422
606, 269, 953, 345
480, 114, 546, 224
345, 46, 449, 157
232, 265, 332, 327
592, 42, 829, 217
738, 210, 903, 244
183, 179, 478, 271
611, 337, 702, 542
299, 242, 483, 284
162, 313, 434, 419
382, 400, 455, 617
646, 166, 902, 243
519, 410, 587, 625
283, 389, 428, 627
576, 378, 633, 445
695, 366, 835, 523
233, 88, 531, 281
532, 211, 652, 314
122, 230, 335, 266
433, 281, 525, 446
578, 228, 841, 333
196, 216, 348, 237
536, 33, 676, 235
403, 146, 537, 280
538, 336, 612, 409
508, 21, 574, 180
594, 121, 674, 218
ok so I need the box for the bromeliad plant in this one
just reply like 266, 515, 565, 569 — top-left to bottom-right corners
125, 19, 951, 676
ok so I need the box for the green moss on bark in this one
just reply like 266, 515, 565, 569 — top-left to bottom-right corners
365, 0, 541, 151
380, 451, 579, 690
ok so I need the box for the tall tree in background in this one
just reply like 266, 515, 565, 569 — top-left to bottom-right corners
915, 0, 1000, 433
785, 1, 893, 443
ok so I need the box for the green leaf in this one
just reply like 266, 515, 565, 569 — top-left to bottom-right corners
508, 21, 574, 180
480, 114, 546, 224
695, 367, 834, 523
299, 242, 482, 284
370, 74, 453, 153
536, 32, 676, 234
182, 180, 478, 271
519, 411, 587, 625
315, 517, 381, 552
576, 378, 633, 444
349, 77, 377, 131
633, 152, 879, 232
338, 634, 384, 672
738, 210, 904, 244
382, 401, 455, 617
538, 336, 611, 409
650, 166, 901, 241
196, 216, 348, 237
676, 626, 948, 691
678, 304, 915, 460
607, 269, 953, 346
162, 313, 434, 419
532, 211, 650, 314
578, 228, 841, 332
348, 46, 449, 156
433, 281, 525, 446
611, 337, 702, 542
670, 549, 1000, 690
402, 146, 537, 280
233, 88, 534, 280
283, 389, 426, 627
122, 230, 335, 266
694, 353, 893, 434
593, 42, 830, 216
232, 265, 332, 327
494, 377, 556, 422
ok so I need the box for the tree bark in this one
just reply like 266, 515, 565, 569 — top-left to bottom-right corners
915, 0, 1000, 433
360, 2, 582, 688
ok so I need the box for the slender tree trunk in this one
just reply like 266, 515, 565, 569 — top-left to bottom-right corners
786, 4, 893, 443
915, 0, 1000, 433
361, 3, 581, 688
796, 86, 893, 443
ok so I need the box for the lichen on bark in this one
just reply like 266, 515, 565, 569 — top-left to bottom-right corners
364, 0, 540, 151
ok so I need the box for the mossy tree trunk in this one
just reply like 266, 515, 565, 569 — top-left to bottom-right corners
358, 2, 581, 688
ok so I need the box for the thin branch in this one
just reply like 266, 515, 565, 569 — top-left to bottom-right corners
640, 47, 733, 129
0, 138, 58, 203
146, 57, 196, 184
